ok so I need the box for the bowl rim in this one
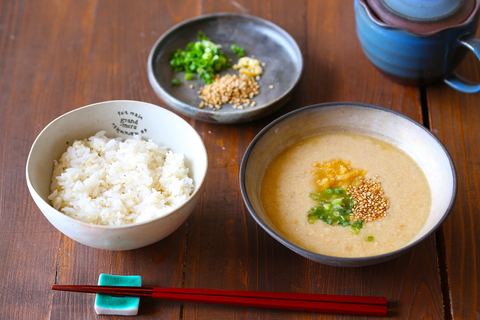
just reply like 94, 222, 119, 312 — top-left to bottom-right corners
147, 12, 304, 122
239, 101, 457, 263
26, 99, 208, 230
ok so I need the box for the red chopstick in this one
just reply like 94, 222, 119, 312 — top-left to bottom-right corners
52, 285, 387, 316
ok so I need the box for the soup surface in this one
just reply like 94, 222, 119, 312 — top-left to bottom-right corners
260, 132, 431, 257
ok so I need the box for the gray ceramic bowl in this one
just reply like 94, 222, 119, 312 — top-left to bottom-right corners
147, 13, 303, 123
240, 102, 456, 267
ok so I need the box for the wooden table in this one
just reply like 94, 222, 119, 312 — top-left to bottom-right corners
2, 1, 479, 319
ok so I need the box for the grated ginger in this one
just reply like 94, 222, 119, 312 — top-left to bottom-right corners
311, 159, 366, 190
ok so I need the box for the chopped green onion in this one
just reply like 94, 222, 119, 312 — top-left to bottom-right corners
171, 78, 181, 86
350, 219, 364, 234
197, 31, 209, 41
307, 187, 372, 235
184, 73, 194, 81
350, 227, 361, 234
231, 44, 245, 57
331, 198, 343, 205
169, 32, 232, 84
365, 235, 375, 242
352, 219, 364, 229
309, 193, 322, 201
307, 188, 355, 228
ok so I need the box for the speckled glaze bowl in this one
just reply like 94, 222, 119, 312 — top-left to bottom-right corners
240, 102, 456, 267
26, 100, 208, 250
355, 0, 480, 93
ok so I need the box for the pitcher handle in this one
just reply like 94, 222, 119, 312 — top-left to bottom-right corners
444, 35, 480, 93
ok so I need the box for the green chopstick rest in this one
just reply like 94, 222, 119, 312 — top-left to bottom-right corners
94, 273, 142, 315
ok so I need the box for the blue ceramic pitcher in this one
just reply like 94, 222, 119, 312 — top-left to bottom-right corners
355, 0, 480, 93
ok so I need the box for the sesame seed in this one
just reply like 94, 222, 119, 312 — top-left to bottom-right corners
197, 74, 259, 110
347, 178, 389, 223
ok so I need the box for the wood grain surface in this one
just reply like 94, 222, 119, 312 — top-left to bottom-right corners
1, 0, 479, 319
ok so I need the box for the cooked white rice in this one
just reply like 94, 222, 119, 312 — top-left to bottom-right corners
48, 131, 194, 226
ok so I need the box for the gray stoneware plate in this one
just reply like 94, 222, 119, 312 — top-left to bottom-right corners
147, 13, 303, 124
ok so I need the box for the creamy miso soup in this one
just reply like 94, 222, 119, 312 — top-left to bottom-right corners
260, 132, 431, 257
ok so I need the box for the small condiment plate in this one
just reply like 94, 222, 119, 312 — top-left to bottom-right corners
147, 13, 303, 124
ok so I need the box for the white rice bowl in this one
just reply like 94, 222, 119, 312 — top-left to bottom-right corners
48, 131, 194, 226
26, 100, 208, 250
